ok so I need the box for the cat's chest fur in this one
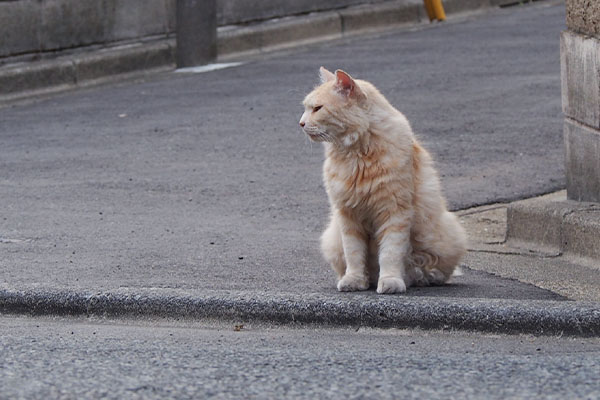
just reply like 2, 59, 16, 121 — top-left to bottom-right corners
322, 144, 411, 213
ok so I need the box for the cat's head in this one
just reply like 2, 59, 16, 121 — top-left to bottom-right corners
299, 67, 369, 146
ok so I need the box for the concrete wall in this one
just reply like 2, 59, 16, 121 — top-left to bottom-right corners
1, 0, 174, 58
562, 0, 600, 202
0, 0, 392, 59
566, 0, 600, 37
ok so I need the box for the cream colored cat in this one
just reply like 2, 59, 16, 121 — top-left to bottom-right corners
300, 67, 467, 294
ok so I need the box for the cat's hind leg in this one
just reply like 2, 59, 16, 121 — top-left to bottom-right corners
412, 211, 467, 284
429, 211, 466, 280
320, 215, 346, 280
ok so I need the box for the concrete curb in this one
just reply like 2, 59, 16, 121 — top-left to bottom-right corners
0, 0, 530, 102
1, 288, 600, 337
0, 41, 175, 103
506, 194, 600, 261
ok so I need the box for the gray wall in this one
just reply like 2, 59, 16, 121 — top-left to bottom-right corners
562, 0, 600, 202
0, 0, 389, 59
1, 0, 175, 59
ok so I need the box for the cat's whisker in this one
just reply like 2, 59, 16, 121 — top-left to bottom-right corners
304, 132, 313, 151
324, 131, 340, 145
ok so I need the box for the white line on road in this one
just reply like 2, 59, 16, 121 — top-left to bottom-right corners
174, 62, 245, 74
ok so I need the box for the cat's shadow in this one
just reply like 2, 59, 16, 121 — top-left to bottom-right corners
322, 267, 565, 301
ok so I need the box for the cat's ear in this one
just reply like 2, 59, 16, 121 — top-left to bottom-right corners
319, 66, 335, 83
334, 70, 364, 99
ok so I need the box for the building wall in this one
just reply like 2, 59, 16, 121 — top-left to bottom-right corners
0, 0, 391, 59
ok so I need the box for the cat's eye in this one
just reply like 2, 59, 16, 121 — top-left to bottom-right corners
313, 105, 323, 113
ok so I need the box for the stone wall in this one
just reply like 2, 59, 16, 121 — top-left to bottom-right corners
566, 0, 600, 37
561, 0, 600, 202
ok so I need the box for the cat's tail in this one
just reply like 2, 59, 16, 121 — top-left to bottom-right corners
406, 251, 459, 286
406, 266, 447, 287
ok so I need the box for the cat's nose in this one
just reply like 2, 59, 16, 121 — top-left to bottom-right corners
299, 121, 305, 127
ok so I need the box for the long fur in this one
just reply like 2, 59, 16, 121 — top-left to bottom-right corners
299, 67, 467, 294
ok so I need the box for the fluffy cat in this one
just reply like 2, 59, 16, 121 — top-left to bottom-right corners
299, 67, 467, 294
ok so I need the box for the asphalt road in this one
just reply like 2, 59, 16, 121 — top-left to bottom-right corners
0, 2, 565, 296
1, 315, 599, 399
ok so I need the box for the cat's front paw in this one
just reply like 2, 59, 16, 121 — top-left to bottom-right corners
337, 274, 369, 292
376, 276, 407, 294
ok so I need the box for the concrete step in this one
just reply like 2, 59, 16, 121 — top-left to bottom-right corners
457, 192, 600, 302
506, 191, 600, 261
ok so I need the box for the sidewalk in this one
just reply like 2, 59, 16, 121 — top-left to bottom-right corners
460, 192, 600, 303
2, 0, 599, 336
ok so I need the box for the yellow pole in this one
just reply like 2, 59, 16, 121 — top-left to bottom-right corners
431, 0, 446, 21
423, 0, 436, 21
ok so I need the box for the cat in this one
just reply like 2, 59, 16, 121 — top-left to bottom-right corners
299, 67, 467, 294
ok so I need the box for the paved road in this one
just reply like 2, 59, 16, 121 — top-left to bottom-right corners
1, 315, 599, 399
0, 2, 564, 297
